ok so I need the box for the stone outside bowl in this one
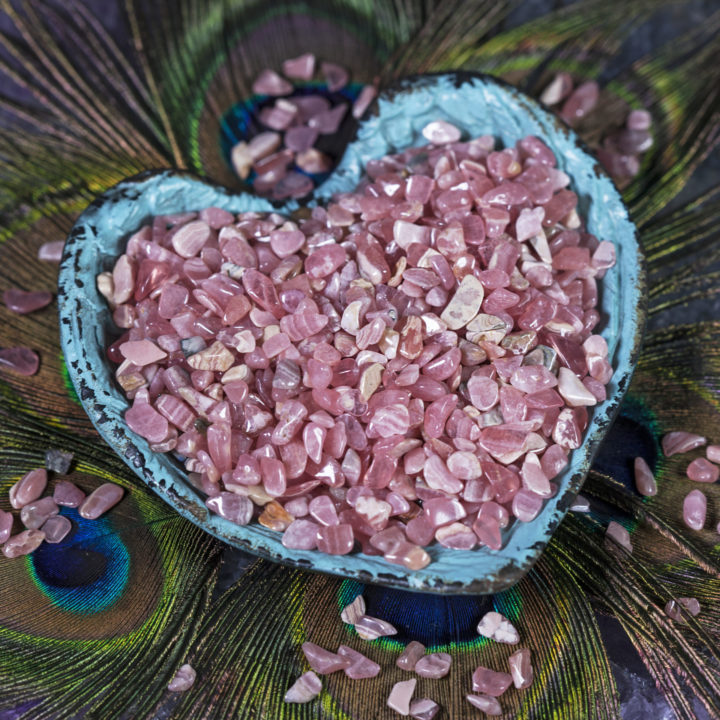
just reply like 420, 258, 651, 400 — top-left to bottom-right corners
58, 72, 646, 595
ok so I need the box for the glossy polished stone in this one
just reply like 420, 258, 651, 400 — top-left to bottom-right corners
9, 468, 47, 509
79, 483, 125, 520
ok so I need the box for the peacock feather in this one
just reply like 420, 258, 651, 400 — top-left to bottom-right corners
0, 0, 719, 717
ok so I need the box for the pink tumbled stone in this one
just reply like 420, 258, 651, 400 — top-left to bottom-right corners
302, 642, 350, 675
352, 85, 377, 119
409, 698, 440, 720
199, 206, 234, 229
606, 521, 633, 552
125, 397, 170, 444
316, 523, 354, 555
320, 61, 349, 92
423, 454, 463, 494
368, 404, 410, 438
119, 339, 167, 366
422, 120, 461, 144
38, 240, 65, 262
309, 495, 339, 526
683, 489, 706, 531
167, 663, 196, 692
512, 488, 544, 522
633, 456, 657, 497
515, 207, 545, 243
472, 665, 513, 696
706, 445, 720, 463
540, 444, 568, 479
662, 432, 706, 457
2, 529, 45, 558
540, 72, 573, 105
0, 346, 40, 376
0, 509, 13, 543
354, 614, 398, 640
387, 679, 417, 716
665, 597, 701, 622
396, 640, 425, 671
3, 288, 53, 314
253, 69, 292, 96
41, 515, 72, 544
560, 80, 599, 123
414, 653, 451, 679
508, 647, 533, 689
467, 375, 500, 411
337, 645, 381, 679
423, 497, 466, 528
260, 457, 287, 496
553, 408, 583, 450
9, 468, 48, 509
308, 104, 347, 135
171, 220, 211, 258
79, 483, 124, 520
305, 244, 347, 278
384, 541, 431, 570
424, 395, 458, 439
282, 53, 315, 80
284, 670, 321, 703
20, 496, 59, 530
206, 492, 253, 525
260, 103, 296, 131
447, 451, 482, 480
686, 457, 719, 483
473, 502, 505, 550
466, 694, 502, 716
282, 519, 320, 550
510, 365, 557, 393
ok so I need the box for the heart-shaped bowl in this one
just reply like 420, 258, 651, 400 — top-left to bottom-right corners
58, 72, 646, 594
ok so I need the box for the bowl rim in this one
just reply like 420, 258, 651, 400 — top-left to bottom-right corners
58, 70, 647, 594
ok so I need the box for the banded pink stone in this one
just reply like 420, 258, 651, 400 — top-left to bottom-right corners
79, 483, 125, 520
337, 645, 381, 679
284, 671, 322, 703
662, 432, 706, 457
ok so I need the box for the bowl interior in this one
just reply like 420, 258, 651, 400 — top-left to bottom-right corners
58, 72, 645, 594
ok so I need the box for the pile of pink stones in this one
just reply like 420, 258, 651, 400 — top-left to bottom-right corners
230, 54, 376, 200
1, 450, 125, 558
539, 72, 653, 182
283, 593, 532, 717
100, 122, 618, 570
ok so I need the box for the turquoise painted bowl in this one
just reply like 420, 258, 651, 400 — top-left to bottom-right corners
58, 72, 646, 594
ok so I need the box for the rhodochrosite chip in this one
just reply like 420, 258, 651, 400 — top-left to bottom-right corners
102, 125, 617, 571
